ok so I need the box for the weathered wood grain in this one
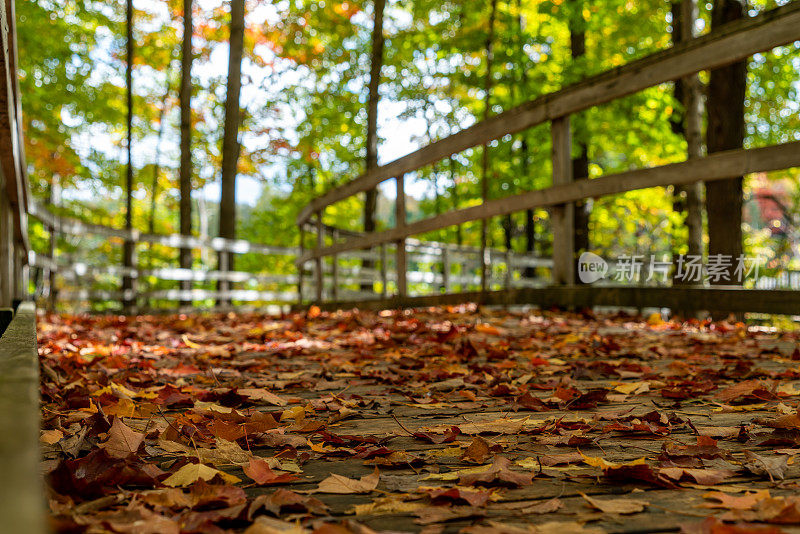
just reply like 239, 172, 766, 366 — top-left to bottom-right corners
0, 302, 45, 533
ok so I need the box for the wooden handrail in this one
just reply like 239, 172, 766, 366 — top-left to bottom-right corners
0, 302, 46, 533
298, 141, 800, 263
296, 2, 800, 226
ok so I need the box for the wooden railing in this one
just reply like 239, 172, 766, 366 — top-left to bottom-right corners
27, 203, 550, 311
0, 0, 30, 309
296, 2, 800, 315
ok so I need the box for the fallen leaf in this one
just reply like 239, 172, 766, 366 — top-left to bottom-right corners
461, 436, 494, 464
742, 451, 789, 481
701, 490, 772, 510
238, 388, 289, 406
244, 458, 299, 485
248, 489, 328, 518
423, 486, 493, 506
101, 418, 145, 459
580, 492, 648, 514
316, 468, 380, 494
460, 456, 533, 487
41, 429, 64, 445
163, 463, 241, 487
414, 505, 485, 525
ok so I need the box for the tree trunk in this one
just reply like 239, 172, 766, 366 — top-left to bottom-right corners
361, 0, 386, 293
515, 0, 536, 277
178, 0, 193, 308
671, 0, 704, 294
122, 0, 136, 314
148, 66, 173, 257
706, 0, 746, 290
217, 0, 245, 307
569, 0, 590, 263
480, 0, 498, 291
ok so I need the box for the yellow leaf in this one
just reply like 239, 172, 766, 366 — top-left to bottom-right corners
193, 401, 235, 414
475, 323, 501, 335
580, 452, 646, 470
281, 405, 307, 422
181, 334, 201, 348
614, 381, 650, 395
163, 463, 241, 487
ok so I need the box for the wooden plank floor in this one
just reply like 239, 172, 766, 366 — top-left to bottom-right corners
37, 306, 800, 533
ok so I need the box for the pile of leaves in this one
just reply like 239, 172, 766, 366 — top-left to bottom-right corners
37, 305, 800, 533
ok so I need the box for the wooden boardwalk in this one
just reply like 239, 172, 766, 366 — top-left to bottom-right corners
38, 307, 800, 533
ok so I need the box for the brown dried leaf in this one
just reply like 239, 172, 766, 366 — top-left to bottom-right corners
580, 492, 648, 514
316, 467, 380, 494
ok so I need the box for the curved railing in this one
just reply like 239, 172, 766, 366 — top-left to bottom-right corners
27, 203, 550, 311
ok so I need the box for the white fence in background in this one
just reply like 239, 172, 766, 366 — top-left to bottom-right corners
27, 203, 552, 310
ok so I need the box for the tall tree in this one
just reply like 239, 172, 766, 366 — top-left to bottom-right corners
148, 69, 174, 239
217, 0, 245, 306
361, 0, 386, 293
671, 0, 704, 290
706, 0, 746, 286
480, 0, 498, 291
122, 0, 135, 313
178, 0, 193, 308
569, 0, 590, 264
515, 0, 536, 275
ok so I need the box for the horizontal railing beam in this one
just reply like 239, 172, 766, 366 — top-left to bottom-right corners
297, 2, 800, 225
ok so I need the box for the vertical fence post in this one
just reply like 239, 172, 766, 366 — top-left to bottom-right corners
0, 193, 11, 307
298, 224, 305, 306
379, 243, 387, 298
217, 247, 228, 306
504, 249, 512, 289
315, 213, 323, 302
330, 228, 339, 302
551, 116, 575, 286
13, 248, 26, 302
45, 181, 60, 311
442, 246, 450, 293
395, 175, 407, 298
480, 223, 488, 292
